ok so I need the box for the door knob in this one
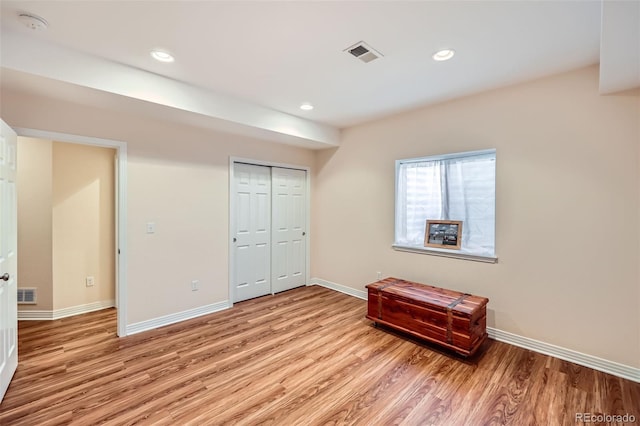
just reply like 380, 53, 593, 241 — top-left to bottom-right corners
1, 273, 9, 281
302, 232, 306, 236
233, 237, 237, 243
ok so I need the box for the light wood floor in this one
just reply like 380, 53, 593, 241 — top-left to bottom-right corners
1, 285, 638, 425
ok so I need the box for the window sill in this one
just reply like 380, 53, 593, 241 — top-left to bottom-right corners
392, 244, 498, 264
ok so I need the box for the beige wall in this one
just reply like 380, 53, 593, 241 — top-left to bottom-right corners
16, 137, 53, 310
5, 65, 638, 370
126, 130, 314, 323
312, 65, 640, 368
16, 139, 115, 311
1, 92, 316, 324
52, 142, 115, 310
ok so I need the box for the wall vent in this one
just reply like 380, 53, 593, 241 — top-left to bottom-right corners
344, 41, 383, 63
17, 288, 37, 304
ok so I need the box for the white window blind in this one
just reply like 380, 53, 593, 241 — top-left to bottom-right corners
395, 149, 496, 258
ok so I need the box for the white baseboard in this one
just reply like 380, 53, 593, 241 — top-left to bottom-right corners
19, 299, 115, 320
309, 277, 367, 300
126, 300, 231, 336
310, 277, 640, 383
487, 328, 640, 383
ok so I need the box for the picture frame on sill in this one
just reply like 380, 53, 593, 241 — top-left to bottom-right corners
424, 220, 463, 250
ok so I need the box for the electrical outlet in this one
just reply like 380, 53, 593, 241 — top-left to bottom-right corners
376, 272, 382, 280
191, 280, 199, 291
146, 222, 156, 234
86, 276, 95, 287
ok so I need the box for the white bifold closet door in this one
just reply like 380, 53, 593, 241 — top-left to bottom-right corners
232, 163, 306, 303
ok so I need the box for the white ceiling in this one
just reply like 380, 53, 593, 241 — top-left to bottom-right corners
1, 1, 638, 148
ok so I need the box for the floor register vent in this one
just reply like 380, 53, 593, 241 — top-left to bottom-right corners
344, 41, 383, 63
18, 288, 37, 304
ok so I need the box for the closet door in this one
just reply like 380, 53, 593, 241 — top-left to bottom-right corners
232, 163, 271, 302
271, 167, 306, 293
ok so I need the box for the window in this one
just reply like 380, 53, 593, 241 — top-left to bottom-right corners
394, 149, 496, 261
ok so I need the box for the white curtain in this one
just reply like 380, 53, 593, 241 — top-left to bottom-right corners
395, 152, 495, 256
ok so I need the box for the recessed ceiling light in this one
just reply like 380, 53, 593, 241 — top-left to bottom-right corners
432, 49, 455, 62
300, 103, 314, 111
150, 50, 175, 63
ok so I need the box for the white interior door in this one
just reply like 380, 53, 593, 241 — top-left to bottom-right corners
233, 163, 272, 302
271, 167, 306, 294
0, 119, 18, 403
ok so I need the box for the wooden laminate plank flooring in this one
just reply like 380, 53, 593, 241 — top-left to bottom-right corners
1, 285, 638, 425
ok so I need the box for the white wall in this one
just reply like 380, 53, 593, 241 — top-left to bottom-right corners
312, 65, 640, 368
1, 91, 316, 325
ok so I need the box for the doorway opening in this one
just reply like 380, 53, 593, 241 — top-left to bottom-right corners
15, 128, 127, 337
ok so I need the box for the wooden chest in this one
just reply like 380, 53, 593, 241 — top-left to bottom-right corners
365, 277, 489, 356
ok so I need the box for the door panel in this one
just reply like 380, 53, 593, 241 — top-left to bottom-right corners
233, 163, 271, 302
0, 119, 18, 403
273, 240, 287, 280
271, 167, 306, 293
291, 239, 303, 280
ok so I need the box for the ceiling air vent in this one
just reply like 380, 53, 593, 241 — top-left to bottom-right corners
17, 288, 37, 304
344, 41, 383, 63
